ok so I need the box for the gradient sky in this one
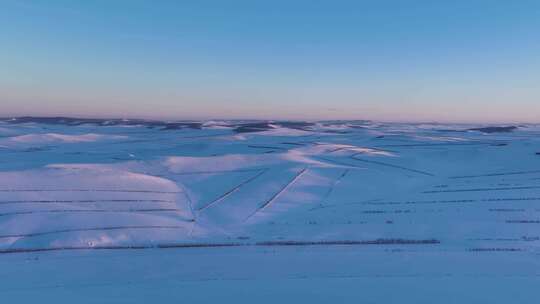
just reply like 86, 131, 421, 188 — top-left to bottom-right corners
1, 0, 540, 122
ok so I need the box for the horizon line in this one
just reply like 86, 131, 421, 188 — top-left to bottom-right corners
0, 115, 537, 126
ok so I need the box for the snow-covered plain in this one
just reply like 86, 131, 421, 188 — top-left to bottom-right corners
0, 118, 539, 303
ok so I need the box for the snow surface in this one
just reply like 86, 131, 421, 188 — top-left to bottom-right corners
0, 119, 539, 303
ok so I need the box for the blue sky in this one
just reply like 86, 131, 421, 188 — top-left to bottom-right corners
1, 0, 539, 122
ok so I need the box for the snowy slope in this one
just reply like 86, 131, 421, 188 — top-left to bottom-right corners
0, 118, 539, 303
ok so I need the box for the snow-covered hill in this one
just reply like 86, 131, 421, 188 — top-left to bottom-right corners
0, 118, 539, 303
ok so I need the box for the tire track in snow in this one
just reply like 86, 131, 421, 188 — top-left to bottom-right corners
322, 169, 350, 203
350, 154, 434, 177
313, 157, 367, 169
309, 197, 540, 210
449, 170, 540, 179
423, 186, 540, 194
244, 168, 308, 222
0, 208, 189, 217
0, 199, 174, 205
0, 189, 181, 194
0, 225, 187, 239
197, 169, 268, 212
